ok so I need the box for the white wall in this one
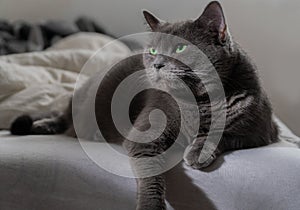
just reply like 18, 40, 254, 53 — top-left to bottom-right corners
1, 0, 300, 135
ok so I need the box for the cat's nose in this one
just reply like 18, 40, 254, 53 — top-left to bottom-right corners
154, 63, 165, 70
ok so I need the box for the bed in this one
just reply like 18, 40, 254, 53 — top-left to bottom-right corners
0, 33, 300, 210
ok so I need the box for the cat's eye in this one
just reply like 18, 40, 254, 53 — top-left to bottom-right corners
149, 47, 158, 55
176, 44, 187, 53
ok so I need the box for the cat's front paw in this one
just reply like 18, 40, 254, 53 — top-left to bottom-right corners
183, 142, 217, 170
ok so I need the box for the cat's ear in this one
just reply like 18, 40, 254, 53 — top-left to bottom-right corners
196, 1, 229, 45
142, 10, 162, 31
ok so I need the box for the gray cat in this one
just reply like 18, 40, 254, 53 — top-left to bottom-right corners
11, 1, 278, 210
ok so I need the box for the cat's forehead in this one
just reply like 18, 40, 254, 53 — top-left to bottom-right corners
158, 21, 190, 34
149, 20, 200, 46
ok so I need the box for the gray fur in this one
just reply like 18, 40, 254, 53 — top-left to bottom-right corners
129, 2, 278, 209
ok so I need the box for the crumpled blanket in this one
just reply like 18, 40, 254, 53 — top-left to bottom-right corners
0, 17, 113, 55
0, 32, 130, 129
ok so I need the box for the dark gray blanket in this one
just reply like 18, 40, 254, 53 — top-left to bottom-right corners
0, 17, 110, 55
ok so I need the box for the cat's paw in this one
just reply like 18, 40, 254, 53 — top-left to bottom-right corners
31, 119, 57, 134
32, 122, 52, 134
183, 142, 217, 170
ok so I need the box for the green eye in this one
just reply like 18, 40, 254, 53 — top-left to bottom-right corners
176, 44, 187, 53
149, 47, 158, 55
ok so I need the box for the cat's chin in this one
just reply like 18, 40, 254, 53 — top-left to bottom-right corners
149, 78, 168, 90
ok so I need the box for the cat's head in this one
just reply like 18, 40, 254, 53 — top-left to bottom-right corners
142, 1, 236, 94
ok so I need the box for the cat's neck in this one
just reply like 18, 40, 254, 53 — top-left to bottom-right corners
191, 45, 262, 103
224, 45, 262, 96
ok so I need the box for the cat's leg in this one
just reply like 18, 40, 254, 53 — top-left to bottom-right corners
123, 94, 179, 209
135, 158, 167, 210
125, 140, 167, 210
136, 176, 166, 210
183, 134, 268, 169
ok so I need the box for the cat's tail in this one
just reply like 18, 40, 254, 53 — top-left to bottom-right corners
10, 111, 71, 135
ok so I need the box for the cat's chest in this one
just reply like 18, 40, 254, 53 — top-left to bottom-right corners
177, 101, 211, 143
